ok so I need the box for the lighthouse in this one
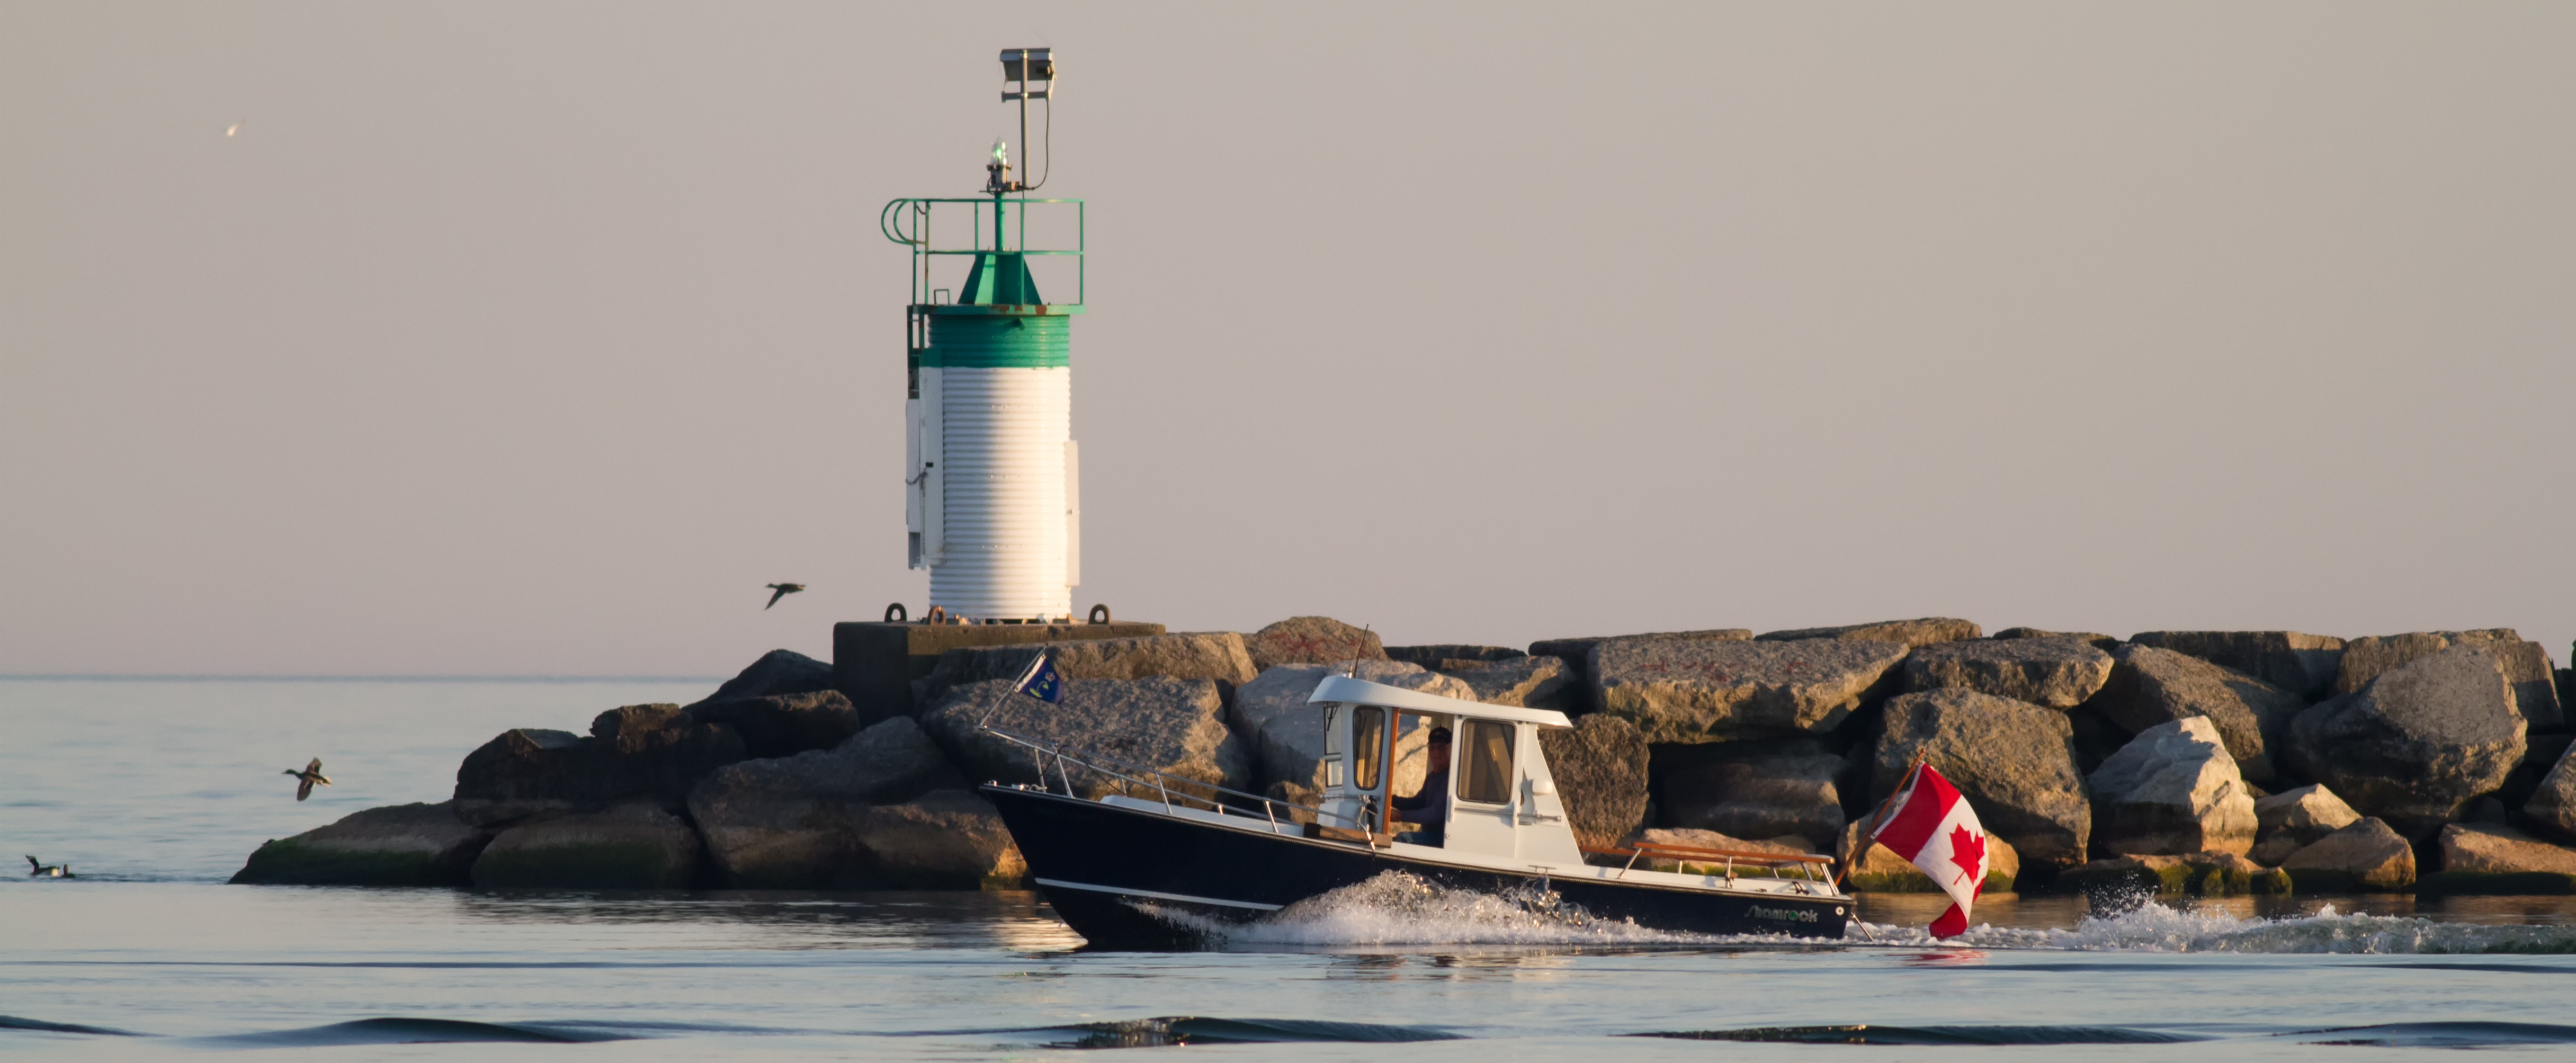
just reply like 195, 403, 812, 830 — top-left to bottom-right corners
880, 48, 1083, 623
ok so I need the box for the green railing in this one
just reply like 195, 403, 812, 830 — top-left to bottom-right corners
880, 196, 1085, 308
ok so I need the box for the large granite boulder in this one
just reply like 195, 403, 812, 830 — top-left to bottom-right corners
702, 716, 960, 806
469, 802, 704, 889
454, 728, 595, 826
2061, 704, 2131, 774
588, 705, 749, 795
1532, 714, 1650, 851
592, 703, 688, 738
2286, 643, 2527, 838
2508, 733, 2576, 810
845, 790, 1028, 889
2278, 817, 2415, 891
2127, 631, 2346, 701
1902, 637, 2113, 709
1872, 690, 2091, 869
1638, 827, 1817, 855
2062, 851, 2288, 901
1592, 638, 1910, 742
1839, 823, 2020, 892
230, 802, 492, 886
1244, 617, 1385, 669
2089, 646, 2303, 782
2086, 718, 2257, 857
2248, 784, 2361, 865
1450, 655, 1575, 710
2521, 743, 2576, 839
917, 632, 1259, 705
1757, 618, 1981, 649
1992, 628, 2119, 650
1228, 661, 1472, 792
452, 713, 748, 827
2334, 631, 2476, 694
1527, 630, 1751, 708
1657, 746, 1845, 854
2439, 823, 2576, 875
686, 717, 965, 888
1385, 645, 1526, 671
923, 677, 1249, 800
2336, 631, 2563, 733
688, 649, 837, 709
688, 690, 863, 760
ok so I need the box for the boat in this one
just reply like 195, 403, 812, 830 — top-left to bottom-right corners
979, 674, 1854, 947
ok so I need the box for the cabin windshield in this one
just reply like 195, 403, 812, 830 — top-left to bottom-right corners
1459, 719, 1514, 804
1349, 706, 1383, 791
1390, 712, 1442, 803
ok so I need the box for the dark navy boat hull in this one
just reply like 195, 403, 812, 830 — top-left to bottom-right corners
980, 784, 1851, 948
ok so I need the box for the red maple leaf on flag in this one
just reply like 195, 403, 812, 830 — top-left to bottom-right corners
1947, 824, 1984, 885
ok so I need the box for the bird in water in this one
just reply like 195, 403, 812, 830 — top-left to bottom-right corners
25, 856, 71, 878
283, 758, 332, 801
764, 583, 806, 609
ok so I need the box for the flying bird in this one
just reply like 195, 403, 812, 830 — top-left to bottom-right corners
283, 758, 332, 801
26, 856, 70, 878
226, 121, 242, 137
764, 583, 806, 609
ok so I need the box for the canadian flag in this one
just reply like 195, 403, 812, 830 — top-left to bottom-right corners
1870, 763, 1988, 939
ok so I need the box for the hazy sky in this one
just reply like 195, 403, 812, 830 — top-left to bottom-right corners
5, 2, 2570, 676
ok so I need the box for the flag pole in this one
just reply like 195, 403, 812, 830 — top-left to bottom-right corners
978, 650, 1051, 730
1835, 754, 1927, 891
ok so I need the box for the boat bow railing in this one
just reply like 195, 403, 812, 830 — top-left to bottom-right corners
978, 725, 1344, 834
1584, 840, 1838, 886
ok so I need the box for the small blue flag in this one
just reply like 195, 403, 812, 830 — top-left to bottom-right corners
1015, 653, 1062, 703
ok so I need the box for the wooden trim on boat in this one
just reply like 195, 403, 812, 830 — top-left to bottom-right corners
1304, 822, 1394, 846
1582, 842, 1835, 867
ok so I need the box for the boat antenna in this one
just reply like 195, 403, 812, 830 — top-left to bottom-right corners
1346, 625, 1371, 677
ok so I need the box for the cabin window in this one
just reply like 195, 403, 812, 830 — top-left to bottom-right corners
1350, 706, 1384, 791
1459, 720, 1514, 805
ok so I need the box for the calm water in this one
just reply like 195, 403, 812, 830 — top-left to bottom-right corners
12, 678, 2576, 1059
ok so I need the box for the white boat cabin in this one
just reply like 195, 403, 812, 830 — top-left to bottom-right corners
1304, 675, 1586, 866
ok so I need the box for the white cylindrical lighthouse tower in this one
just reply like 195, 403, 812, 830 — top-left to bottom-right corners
882, 48, 1084, 623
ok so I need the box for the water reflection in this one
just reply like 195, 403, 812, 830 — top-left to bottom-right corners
1898, 949, 1990, 965
1858, 890, 2576, 932
1323, 954, 1410, 981
441, 889, 1086, 951
1858, 892, 2089, 931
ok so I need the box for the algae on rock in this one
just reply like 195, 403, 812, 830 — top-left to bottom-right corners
230, 802, 490, 886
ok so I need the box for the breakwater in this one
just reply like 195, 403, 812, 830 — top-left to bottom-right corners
230, 616, 2576, 900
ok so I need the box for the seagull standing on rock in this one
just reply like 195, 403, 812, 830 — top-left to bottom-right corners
283, 758, 332, 801
764, 583, 806, 609
26, 856, 71, 878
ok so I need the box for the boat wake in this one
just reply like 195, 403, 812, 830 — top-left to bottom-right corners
1137, 871, 2576, 953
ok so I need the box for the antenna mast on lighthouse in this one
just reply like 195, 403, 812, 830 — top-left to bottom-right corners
880, 49, 1084, 624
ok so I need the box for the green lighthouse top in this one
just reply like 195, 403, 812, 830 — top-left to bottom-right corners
880, 196, 1084, 318
880, 47, 1081, 318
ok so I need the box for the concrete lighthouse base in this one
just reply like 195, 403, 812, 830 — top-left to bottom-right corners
834, 620, 1167, 719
